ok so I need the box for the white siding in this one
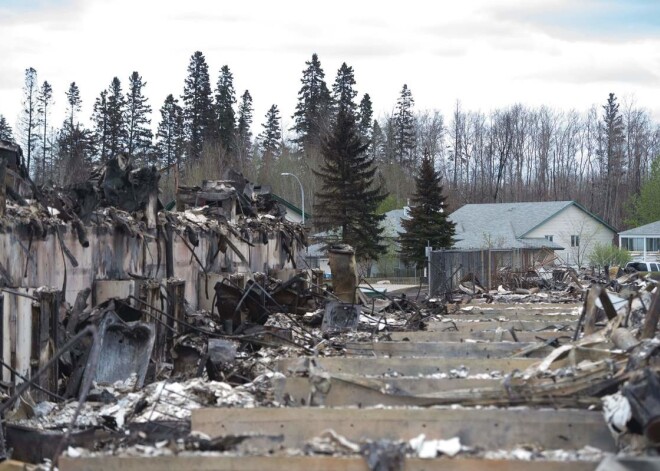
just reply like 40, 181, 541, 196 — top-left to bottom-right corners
525, 205, 616, 266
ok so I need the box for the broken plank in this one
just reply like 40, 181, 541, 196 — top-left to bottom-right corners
274, 357, 538, 377
59, 456, 599, 471
426, 320, 575, 332
344, 341, 554, 358
446, 313, 579, 323
456, 303, 581, 312
388, 330, 573, 343
191, 407, 616, 451
275, 375, 500, 407
275, 374, 601, 409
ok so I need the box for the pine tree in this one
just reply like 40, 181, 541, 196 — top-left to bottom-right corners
236, 90, 253, 167
156, 94, 185, 173
36, 80, 54, 182
399, 149, 455, 268
0, 115, 14, 142
332, 62, 358, 117
106, 77, 127, 159
92, 90, 110, 163
125, 71, 153, 161
393, 84, 416, 167
20, 67, 39, 174
358, 93, 373, 141
292, 53, 333, 155
182, 51, 214, 161
314, 109, 387, 261
215, 65, 236, 154
259, 104, 281, 178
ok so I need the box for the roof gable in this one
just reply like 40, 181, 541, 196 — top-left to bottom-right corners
520, 200, 617, 236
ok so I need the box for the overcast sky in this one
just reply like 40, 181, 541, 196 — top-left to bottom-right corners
1, 0, 660, 137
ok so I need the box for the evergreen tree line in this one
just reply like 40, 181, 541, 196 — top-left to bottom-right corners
2, 53, 659, 231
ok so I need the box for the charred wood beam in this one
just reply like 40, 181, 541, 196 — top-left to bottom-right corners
165, 222, 174, 278
66, 288, 91, 338
0, 150, 6, 217
165, 279, 185, 352
641, 289, 660, 340
575, 285, 601, 340
32, 289, 62, 401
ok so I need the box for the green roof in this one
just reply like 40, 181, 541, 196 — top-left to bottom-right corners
270, 194, 312, 220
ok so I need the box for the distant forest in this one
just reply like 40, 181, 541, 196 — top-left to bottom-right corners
1, 51, 658, 230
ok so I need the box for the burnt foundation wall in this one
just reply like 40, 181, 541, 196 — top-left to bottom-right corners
0, 223, 294, 309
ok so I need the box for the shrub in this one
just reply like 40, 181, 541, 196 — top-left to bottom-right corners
590, 243, 631, 269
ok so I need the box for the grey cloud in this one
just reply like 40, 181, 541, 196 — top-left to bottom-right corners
523, 62, 659, 85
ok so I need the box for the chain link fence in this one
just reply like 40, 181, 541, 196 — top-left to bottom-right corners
429, 248, 542, 298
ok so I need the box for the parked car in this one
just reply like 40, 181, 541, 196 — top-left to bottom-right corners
625, 261, 660, 273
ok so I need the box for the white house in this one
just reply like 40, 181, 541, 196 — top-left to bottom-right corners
619, 220, 660, 261
449, 201, 617, 266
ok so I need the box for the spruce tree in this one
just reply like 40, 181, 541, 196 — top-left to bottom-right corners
36, 80, 54, 182
393, 84, 416, 167
236, 90, 253, 167
398, 149, 455, 268
20, 67, 39, 173
125, 71, 153, 161
215, 65, 236, 154
601, 92, 625, 224
332, 62, 358, 117
259, 104, 281, 179
106, 77, 127, 159
292, 53, 333, 155
314, 109, 387, 261
358, 93, 373, 141
182, 51, 214, 161
92, 90, 110, 163
156, 94, 185, 173
0, 115, 14, 142
57, 124, 94, 185
58, 82, 84, 181
65, 82, 82, 128
371, 119, 385, 162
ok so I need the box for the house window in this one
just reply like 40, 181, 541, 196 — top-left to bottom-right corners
647, 238, 660, 252
622, 237, 644, 251
544, 235, 553, 242
571, 235, 580, 247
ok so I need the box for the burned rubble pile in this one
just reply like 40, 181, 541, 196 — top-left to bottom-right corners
1, 146, 660, 469
4, 250, 660, 470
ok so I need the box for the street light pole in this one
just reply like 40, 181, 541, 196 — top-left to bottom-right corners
281, 172, 304, 225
